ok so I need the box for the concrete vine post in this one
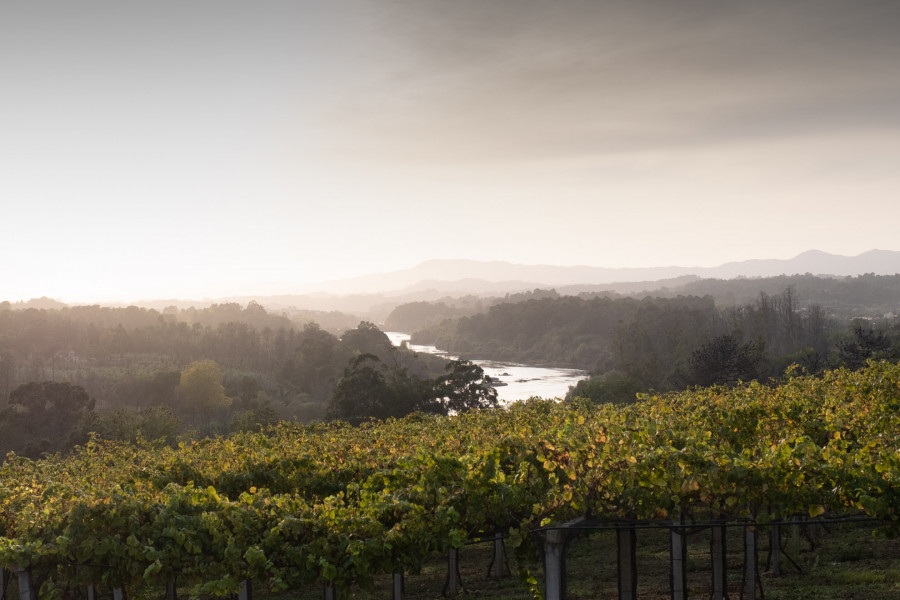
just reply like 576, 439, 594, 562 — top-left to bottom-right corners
445, 548, 463, 597
769, 523, 781, 576
540, 517, 584, 600
239, 580, 252, 600
489, 533, 510, 579
744, 526, 758, 599
323, 582, 335, 600
392, 572, 404, 600
670, 522, 687, 600
543, 527, 568, 600
616, 525, 637, 600
14, 567, 36, 600
710, 523, 727, 600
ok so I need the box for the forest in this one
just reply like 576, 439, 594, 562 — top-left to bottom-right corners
405, 277, 899, 401
0, 302, 497, 458
1, 273, 898, 458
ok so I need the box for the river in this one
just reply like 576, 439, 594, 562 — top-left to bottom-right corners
386, 332, 586, 403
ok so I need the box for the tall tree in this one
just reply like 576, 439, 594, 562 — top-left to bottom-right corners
327, 354, 396, 424
175, 360, 231, 425
432, 359, 498, 413
328, 356, 498, 424
281, 323, 346, 402
1, 381, 95, 456
687, 334, 764, 387
340, 321, 394, 357
838, 322, 893, 370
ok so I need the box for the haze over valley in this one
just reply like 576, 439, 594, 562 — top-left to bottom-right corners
3, 3, 900, 589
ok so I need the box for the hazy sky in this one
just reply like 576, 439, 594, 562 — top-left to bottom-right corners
3, 0, 899, 302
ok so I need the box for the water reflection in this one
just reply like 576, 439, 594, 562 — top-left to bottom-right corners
386, 332, 585, 403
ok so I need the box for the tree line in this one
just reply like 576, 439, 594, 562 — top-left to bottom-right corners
3, 277, 897, 456
0, 303, 494, 457
655, 272, 900, 317
408, 288, 899, 403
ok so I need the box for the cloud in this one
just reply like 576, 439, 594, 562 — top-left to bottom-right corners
326, 0, 900, 163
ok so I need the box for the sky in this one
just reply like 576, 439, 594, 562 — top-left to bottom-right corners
3, 0, 900, 303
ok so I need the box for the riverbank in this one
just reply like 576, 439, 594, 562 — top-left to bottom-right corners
387, 331, 586, 402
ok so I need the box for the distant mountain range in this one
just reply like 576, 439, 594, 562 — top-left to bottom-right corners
15, 250, 898, 318
310, 250, 900, 296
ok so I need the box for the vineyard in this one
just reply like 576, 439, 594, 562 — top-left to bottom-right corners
1, 362, 898, 599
